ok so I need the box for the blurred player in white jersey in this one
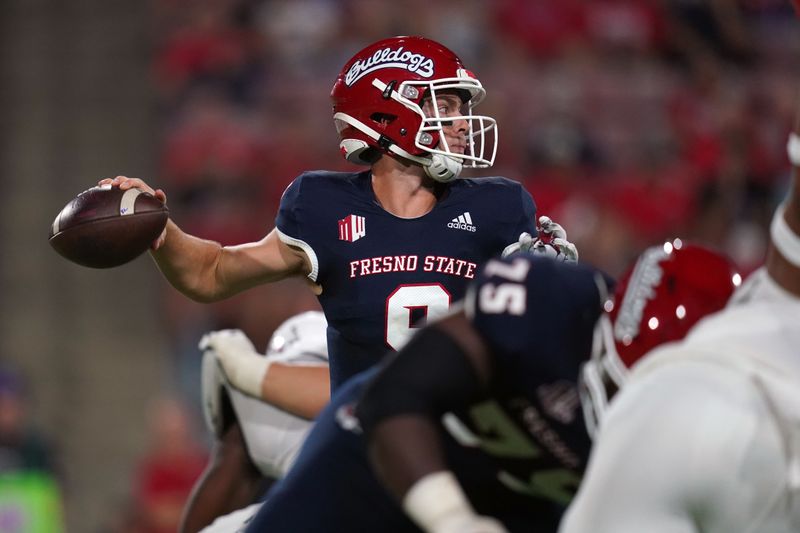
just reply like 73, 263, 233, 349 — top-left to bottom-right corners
560, 127, 800, 532
179, 311, 329, 533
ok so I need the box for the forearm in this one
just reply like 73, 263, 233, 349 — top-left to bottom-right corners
151, 224, 305, 302
368, 415, 449, 501
180, 423, 267, 533
369, 416, 493, 533
358, 314, 491, 495
150, 220, 228, 302
357, 317, 493, 531
260, 364, 330, 419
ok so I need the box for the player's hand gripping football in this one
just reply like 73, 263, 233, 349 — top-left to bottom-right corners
199, 329, 268, 399
501, 216, 578, 262
97, 175, 168, 250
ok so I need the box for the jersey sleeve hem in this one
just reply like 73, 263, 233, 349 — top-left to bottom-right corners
276, 228, 320, 282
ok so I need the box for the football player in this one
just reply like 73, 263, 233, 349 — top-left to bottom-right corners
99, 36, 575, 392
179, 311, 328, 533
559, 129, 800, 532
241, 243, 738, 532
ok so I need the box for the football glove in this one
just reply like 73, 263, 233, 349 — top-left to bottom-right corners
501, 216, 578, 262
198, 329, 269, 399
534, 215, 579, 262
501, 231, 535, 258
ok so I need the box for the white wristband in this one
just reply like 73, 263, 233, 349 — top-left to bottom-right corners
771, 202, 800, 268
219, 352, 271, 399
402, 471, 476, 533
788, 132, 800, 167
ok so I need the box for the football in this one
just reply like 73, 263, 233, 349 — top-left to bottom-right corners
49, 184, 169, 268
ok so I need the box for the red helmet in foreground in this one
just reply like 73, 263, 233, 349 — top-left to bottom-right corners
581, 240, 741, 437
331, 36, 497, 182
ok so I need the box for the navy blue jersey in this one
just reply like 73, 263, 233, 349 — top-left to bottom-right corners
245, 367, 419, 533
246, 368, 543, 532
276, 169, 537, 388
245, 256, 612, 533
450, 255, 611, 510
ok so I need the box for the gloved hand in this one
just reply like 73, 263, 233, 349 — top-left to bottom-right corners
532, 216, 578, 262
501, 216, 578, 262
501, 231, 535, 258
198, 329, 269, 399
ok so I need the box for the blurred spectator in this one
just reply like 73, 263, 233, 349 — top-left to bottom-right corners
663, 0, 755, 65
491, 0, 588, 60
0, 366, 65, 533
130, 397, 207, 533
153, 0, 263, 108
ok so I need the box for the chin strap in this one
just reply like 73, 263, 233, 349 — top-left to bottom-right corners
778, 132, 800, 267
425, 153, 463, 183
787, 132, 800, 166
771, 201, 800, 268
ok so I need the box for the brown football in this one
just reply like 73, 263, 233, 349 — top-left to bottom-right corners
49, 185, 169, 268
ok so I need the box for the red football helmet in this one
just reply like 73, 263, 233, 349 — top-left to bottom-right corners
331, 36, 497, 182
581, 240, 741, 437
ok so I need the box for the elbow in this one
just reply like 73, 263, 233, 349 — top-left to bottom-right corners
173, 279, 225, 303
186, 289, 224, 304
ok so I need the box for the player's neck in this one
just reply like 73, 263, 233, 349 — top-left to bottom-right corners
371, 157, 439, 218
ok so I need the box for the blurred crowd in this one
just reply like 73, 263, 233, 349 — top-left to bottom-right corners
106, 1, 800, 530
0, 368, 65, 532
150, 0, 800, 277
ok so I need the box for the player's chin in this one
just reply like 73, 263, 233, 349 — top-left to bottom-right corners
448, 146, 466, 155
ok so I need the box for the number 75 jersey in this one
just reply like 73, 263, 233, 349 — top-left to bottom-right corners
276, 170, 537, 389
455, 255, 613, 511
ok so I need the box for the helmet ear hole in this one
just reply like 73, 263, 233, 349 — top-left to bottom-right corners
370, 113, 397, 127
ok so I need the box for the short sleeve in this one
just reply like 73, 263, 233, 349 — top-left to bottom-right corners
465, 256, 606, 375
276, 175, 304, 241
274, 174, 320, 281
514, 183, 538, 238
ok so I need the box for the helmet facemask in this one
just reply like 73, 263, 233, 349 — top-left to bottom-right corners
376, 72, 498, 182
580, 312, 627, 440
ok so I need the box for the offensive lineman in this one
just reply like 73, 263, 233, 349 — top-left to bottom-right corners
241, 242, 738, 532
559, 121, 800, 532
101, 36, 576, 392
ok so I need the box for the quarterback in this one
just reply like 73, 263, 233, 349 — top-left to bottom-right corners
100, 36, 576, 390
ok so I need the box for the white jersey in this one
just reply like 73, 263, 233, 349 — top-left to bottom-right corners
225, 385, 315, 479
199, 503, 261, 533
560, 268, 800, 533
201, 311, 329, 479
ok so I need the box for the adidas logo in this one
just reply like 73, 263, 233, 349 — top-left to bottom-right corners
447, 212, 477, 232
